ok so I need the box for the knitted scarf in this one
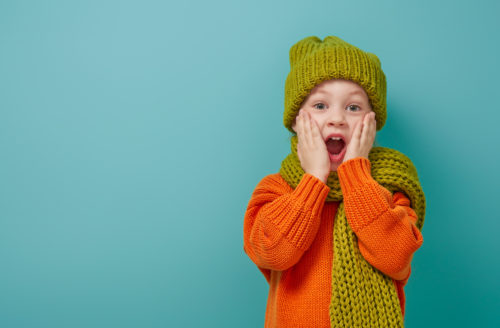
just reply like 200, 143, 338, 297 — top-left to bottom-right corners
279, 135, 426, 327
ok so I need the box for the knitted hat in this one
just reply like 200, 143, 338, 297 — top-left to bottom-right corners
284, 35, 387, 133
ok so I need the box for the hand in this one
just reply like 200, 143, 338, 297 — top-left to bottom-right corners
294, 110, 330, 183
343, 111, 376, 163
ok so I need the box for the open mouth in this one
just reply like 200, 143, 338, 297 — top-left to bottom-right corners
326, 138, 345, 155
325, 136, 347, 163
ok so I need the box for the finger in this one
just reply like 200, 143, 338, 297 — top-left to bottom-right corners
299, 112, 310, 151
353, 119, 363, 145
310, 115, 321, 141
369, 112, 376, 136
368, 112, 376, 140
307, 113, 320, 142
308, 113, 321, 147
371, 112, 377, 145
297, 111, 305, 142
364, 112, 372, 131
365, 112, 376, 146
360, 112, 371, 144
303, 111, 312, 146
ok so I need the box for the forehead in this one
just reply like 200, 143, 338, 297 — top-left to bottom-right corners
309, 79, 368, 98
313, 88, 366, 97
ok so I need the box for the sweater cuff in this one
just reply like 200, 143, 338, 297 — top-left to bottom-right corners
337, 157, 390, 231
294, 173, 330, 212
337, 157, 374, 191
270, 173, 330, 248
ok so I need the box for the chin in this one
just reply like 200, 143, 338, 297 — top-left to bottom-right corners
330, 163, 340, 172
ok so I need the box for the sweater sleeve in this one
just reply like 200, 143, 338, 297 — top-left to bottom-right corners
337, 157, 424, 282
243, 173, 330, 274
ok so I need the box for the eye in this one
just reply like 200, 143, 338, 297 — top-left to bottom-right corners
346, 104, 361, 112
313, 102, 327, 110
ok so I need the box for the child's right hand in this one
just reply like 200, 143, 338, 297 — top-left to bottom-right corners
293, 110, 330, 184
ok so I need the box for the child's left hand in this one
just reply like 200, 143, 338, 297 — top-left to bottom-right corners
343, 111, 376, 163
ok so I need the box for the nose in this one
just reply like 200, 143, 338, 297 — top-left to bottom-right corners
327, 107, 346, 127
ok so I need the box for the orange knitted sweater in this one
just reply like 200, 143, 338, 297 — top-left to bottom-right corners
243, 157, 424, 327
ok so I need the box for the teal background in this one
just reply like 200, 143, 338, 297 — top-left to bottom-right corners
1, 0, 499, 327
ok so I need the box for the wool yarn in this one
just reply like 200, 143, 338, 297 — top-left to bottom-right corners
283, 35, 387, 134
279, 135, 426, 327
280, 35, 425, 326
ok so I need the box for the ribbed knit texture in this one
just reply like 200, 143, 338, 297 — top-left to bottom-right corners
243, 158, 424, 327
245, 34, 424, 327
284, 36, 387, 133
278, 135, 425, 327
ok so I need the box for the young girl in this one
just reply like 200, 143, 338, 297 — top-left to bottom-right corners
243, 35, 426, 327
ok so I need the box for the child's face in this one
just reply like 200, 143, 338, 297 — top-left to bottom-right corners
292, 79, 374, 171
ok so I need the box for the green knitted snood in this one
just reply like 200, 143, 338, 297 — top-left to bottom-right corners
279, 135, 426, 327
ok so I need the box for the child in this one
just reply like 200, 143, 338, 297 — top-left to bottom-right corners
243, 36, 426, 328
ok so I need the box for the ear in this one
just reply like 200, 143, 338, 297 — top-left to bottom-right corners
291, 118, 297, 133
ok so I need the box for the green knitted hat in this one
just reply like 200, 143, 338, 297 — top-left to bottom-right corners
284, 35, 387, 133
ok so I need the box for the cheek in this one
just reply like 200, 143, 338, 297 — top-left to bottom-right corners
346, 117, 364, 136
347, 117, 363, 140
305, 111, 322, 128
